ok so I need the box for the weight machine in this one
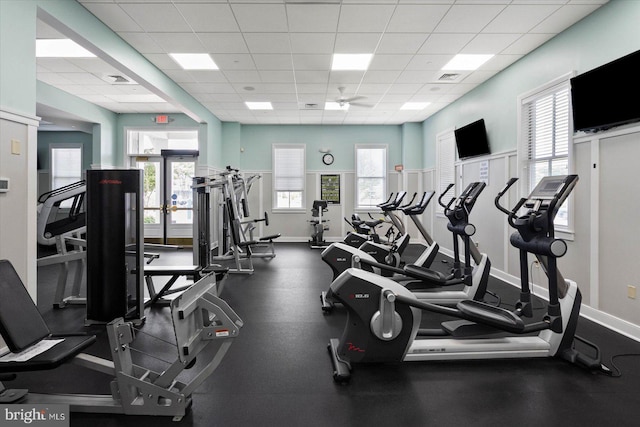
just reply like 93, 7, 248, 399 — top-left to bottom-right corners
0, 259, 242, 420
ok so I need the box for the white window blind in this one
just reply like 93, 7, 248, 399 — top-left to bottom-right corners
521, 81, 572, 228
273, 145, 305, 209
436, 131, 456, 214
356, 146, 387, 209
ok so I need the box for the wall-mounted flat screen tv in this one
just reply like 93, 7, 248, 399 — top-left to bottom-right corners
454, 119, 490, 159
570, 49, 640, 133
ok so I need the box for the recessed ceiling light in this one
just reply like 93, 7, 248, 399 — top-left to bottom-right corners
36, 39, 96, 58
442, 54, 493, 71
401, 102, 431, 110
325, 102, 349, 111
331, 54, 373, 71
246, 102, 273, 110
169, 53, 218, 70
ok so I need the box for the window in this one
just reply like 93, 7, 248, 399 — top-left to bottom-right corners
50, 144, 83, 190
436, 130, 456, 215
50, 145, 83, 209
273, 144, 305, 209
356, 145, 387, 209
519, 76, 572, 230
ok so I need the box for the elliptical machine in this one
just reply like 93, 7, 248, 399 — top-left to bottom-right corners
309, 200, 330, 249
327, 175, 605, 383
320, 182, 491, 311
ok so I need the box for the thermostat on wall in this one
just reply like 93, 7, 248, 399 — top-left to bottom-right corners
0, 178, 9, 193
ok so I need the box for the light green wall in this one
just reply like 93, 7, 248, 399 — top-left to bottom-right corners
37, 81, 117, 166
0, 1, 37, 116
422, 0, 640, 168
235, 124, 403, 171
401, 122, 423, 171
37, 131, 93, 171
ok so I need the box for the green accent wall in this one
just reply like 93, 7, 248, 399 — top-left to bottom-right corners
422, 0, 640, 168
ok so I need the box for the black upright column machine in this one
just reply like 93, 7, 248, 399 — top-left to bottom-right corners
86, 169, 144, 325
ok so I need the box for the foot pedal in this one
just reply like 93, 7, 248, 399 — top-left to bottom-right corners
328, 338, 351, 383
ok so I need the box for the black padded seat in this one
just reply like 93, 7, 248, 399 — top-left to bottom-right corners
260, 233, 281, 241
0, 259, 96, 373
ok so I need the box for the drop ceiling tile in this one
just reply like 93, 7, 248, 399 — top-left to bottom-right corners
163, 69, 198, 83
244, 33, 291, 54
357, 84, 392, 94
501, 33, 554, 55
222, 70, 261, 83
418, 33, 475, 54
174, 3, 239, 32
118, 32, 164, 54
252, 54, 293, 71
118, 3, 191, 32
295, 70, 330, 84
189, 70, 228, 83
361, 70, 402, 84
289, 33, 336, 54
462, 70, 498, 85
405, 55, 451, 71
386, 4, 450, 33
461, 33, 521, 54
53, 84, 100, 95
57, 72, 106, 85
213, 54, 256, 70
259, 70, 295, 83
329, 70, 366, 85
478, 54, 523, 70
376, 33, 429, 54
82, 3, 142, 32
198, 33, 249, 54
296, 84, 328, 94
338, 4, 396, 33
286, 4, 340, 33
386, 83, 425, 94
434, 4, 507, 33
532, 4, 602, 34
67, 58, 120, 74
147, 33, 206, 53
483, 4, 561, 34
36, 58, 85, 73
368, 54, 413, 70
334, 33, 381, 53
231, 3, 288, 32
292, 54, 332, 71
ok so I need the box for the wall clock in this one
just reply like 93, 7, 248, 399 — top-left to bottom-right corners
322, 153, 334, 165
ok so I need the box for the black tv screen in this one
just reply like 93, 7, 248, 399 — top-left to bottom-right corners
454, 119, 490, 159
570, 49, 640, 133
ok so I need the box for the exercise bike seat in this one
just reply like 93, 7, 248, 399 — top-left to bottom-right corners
456, 299, 525, 334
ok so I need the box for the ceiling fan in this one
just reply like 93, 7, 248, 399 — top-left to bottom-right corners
335, 87, 373, 108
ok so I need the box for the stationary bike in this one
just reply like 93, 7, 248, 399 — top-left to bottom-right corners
327, 175, 606, 383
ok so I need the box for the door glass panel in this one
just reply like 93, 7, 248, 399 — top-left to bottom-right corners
134, 160, 161, 225
169, 161, 195, 225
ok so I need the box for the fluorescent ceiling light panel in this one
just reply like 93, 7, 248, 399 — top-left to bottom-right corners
331, 54, 373, 71
442, 54, 493, 71
169, 53, 218, 70
245, 102, 273, 110
401, 102, 431, 110
324, 102, 349, 111
36, 39, 96, 58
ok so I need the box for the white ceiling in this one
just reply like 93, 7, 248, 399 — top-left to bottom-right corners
37, 0, 609, 126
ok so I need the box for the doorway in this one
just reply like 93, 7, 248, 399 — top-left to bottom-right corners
127, 130, 198, 245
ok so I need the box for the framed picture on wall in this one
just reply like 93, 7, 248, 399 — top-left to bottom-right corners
320, 174, 340, 204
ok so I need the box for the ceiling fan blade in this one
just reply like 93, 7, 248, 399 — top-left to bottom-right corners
349, 102, 374, 108
343, 95, 367, 103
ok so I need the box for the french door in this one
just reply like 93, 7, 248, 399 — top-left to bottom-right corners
132, 150, 197, 245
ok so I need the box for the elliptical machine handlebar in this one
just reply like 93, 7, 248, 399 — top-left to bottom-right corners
437, 183, 455, 211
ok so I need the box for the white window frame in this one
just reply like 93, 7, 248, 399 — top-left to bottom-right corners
517, 72, 575, 238
272, 144, 306, 212
355, 144, 388, 210
49, 143, 83, 192
435, 129, 456, 217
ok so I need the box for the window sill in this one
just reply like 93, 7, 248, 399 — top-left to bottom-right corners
272, 208, 306, 214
